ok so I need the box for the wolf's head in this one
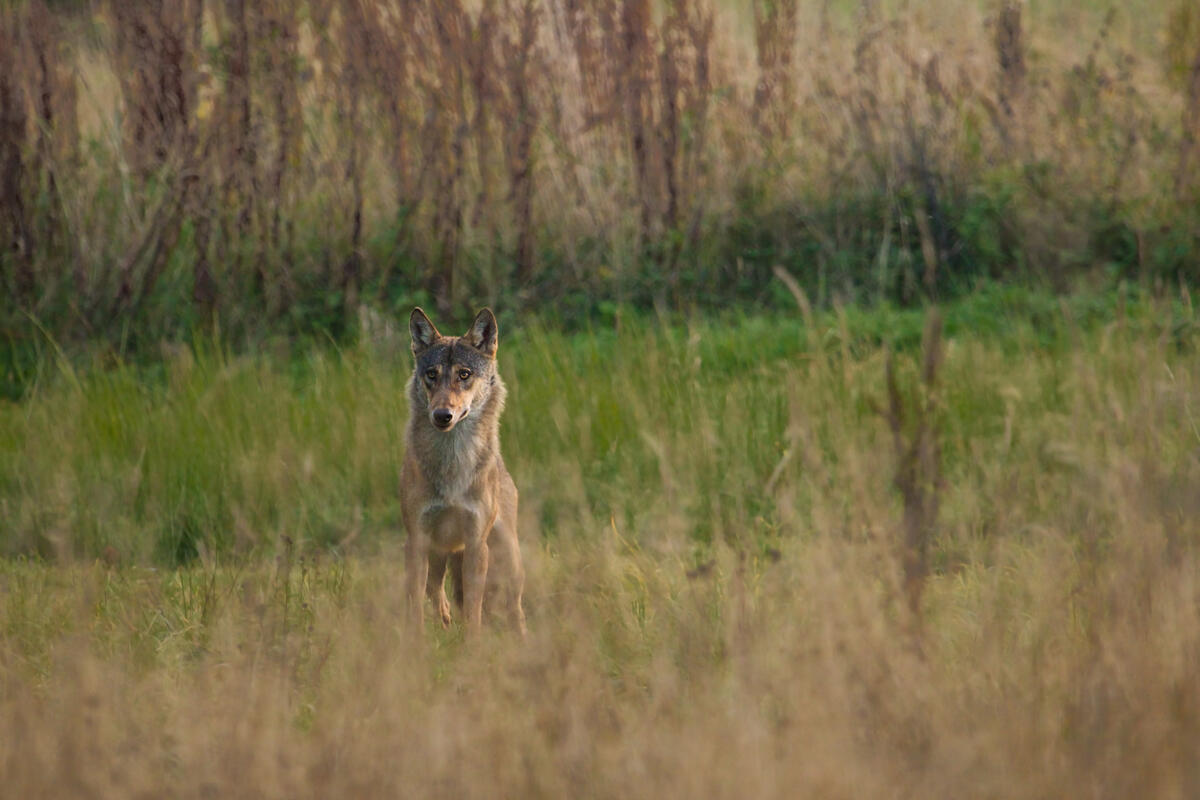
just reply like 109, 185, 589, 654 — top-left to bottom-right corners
408, 307, 500, 432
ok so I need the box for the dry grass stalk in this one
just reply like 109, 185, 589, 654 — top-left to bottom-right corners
469, 0, 499, 238
0, 8, 33, 305
678, 0, 712, 234
426, 1, 470, 313
1178, 44, 1200, 199
339, 2, 369, 314
260, 0, 302, 316
752, 0, 798, 139
618, 0, 659, 240
993, 0, 1025, 128
499, 0, 541, 283
27, 2, 77, 279
877, 309, 943, 619
111, 0, 195, 175
372, 1, 416, 214
101, 0, 203, 324
659, 0, 713, 281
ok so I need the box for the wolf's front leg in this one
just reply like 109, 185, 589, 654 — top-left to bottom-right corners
405, 529, 430, 632
426, 552, 452, 628
462, 539, 489, 632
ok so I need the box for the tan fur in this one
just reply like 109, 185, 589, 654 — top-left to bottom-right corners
400, 307, 526, 636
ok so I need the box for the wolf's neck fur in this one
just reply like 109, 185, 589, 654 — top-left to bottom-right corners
407, 374, 507, 498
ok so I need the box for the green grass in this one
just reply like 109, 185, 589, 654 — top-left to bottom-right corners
0, 283, 1193, 567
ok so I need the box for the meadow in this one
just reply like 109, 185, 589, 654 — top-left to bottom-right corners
3, 285, 1200, 796
3, 0, 1200, 795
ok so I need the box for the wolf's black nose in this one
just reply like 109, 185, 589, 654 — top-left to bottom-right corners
432, 409, 453, 428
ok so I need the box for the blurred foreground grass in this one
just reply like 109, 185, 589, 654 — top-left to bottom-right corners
2, 287, 1200, 796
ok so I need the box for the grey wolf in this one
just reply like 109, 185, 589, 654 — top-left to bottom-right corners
400, 307, 526, 635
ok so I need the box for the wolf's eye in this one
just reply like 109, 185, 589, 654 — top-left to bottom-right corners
424, 368, 438, 381
458, 369, 472, 381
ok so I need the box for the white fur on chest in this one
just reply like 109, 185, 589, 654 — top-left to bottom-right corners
421, 417, 484, 494
417, 419, 489, 551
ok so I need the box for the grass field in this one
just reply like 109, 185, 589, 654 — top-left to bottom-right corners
3, 0, 1199, 794
3, 285, 1200, 797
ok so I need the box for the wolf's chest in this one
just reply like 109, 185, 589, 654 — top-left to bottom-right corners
420, 499, 483, 553
410, 418, 493, 551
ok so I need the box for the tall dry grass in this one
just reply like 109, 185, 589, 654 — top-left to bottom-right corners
0, 0, 1197, 362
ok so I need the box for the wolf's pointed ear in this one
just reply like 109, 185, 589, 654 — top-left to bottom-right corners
409, 307, 440, 354
466, 308, 498, 357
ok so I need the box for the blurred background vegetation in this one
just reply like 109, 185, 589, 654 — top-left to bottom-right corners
1, 0, 1198, 399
